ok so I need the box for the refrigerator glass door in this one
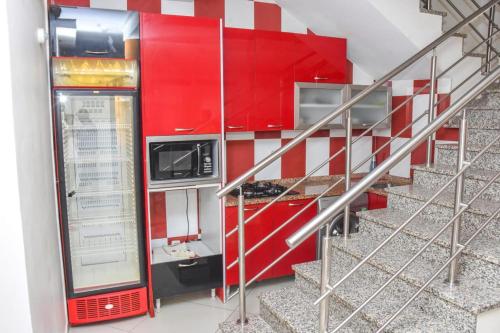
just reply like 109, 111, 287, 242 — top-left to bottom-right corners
57, 91, 142, 294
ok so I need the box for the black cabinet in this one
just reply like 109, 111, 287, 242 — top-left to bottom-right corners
152, 254, 222, 299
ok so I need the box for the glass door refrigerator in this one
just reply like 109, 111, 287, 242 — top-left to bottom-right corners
54, 90, 147, 325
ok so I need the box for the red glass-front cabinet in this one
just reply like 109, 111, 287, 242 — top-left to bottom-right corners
141, 13, 222, 136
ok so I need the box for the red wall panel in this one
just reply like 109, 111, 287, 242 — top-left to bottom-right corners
372, 136, 391, 165
50, 0, 90, 6
149, 192, 167, 239
281, 139, 306, 179
330, 137, 346, 175
391, 96, 413, 138
128, 0, 161, 13
226, 140, 255, 182
195, 0, 224, 20
254, 2, 281, 32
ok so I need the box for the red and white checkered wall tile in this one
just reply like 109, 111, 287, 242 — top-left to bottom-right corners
50, 0, 309, 34
225, 79, 454, 182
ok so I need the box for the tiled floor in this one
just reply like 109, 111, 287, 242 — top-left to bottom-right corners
69, 277, 294, 333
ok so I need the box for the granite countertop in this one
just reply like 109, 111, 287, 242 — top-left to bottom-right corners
224, 174, 412, 207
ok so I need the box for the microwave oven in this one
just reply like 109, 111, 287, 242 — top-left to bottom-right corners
147, 135, 221, 188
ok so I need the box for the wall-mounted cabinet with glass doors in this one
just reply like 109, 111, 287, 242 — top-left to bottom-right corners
294, 82, 392, 130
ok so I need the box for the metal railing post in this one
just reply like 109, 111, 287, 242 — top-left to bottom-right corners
448, 110, 468, 285
426, 0, 432, 10
486, 5, 496, 73
426, 49, 438, 167
319, 224, 332, 333
237, 187, 248, 325
344, 109, 352, 241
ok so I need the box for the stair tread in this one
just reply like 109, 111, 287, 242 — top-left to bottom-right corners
219, 314, 274, 333
294, 253, 477, 332
436, 143, 500, 154
447, 108, 500, 129
358, 207, 500, 266
330, 220, 500, 315
386, 184, 500, 217
259, 286, 376, 333
412, 163, 500, 182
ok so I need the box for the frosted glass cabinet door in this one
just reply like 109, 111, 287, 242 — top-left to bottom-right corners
56, 91, 143, 295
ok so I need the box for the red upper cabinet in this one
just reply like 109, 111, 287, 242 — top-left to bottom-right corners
294, 34, 348, 84
223, 28, 256, 132
223, 29, 347, 132
141, 14, 222, 136
254, 30, 296, 131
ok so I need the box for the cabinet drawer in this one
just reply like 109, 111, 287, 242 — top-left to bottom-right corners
152, 254, 222, 299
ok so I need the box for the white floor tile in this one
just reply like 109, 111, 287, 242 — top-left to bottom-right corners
108, 315, 147, 332
69, 323, 127, 333
132, 298, 233, 333
175, 289, 241, 311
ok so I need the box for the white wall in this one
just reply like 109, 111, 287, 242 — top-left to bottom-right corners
0, 0, 67, 332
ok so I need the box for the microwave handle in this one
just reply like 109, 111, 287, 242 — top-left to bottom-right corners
197, 144, 201, 176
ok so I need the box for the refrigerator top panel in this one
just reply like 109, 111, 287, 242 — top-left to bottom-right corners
56, 90, 144, 296
50, 6, 139, 60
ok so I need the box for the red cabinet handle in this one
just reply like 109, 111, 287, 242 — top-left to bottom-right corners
314, 76, 329, 80
175, 128, 195, 132
288, 202, 304, 207
267, 124, 283, 128
227, 125, 244, 129
244, 207, 258, 211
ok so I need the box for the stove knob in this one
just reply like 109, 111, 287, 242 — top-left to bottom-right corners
204, 156, 211, 163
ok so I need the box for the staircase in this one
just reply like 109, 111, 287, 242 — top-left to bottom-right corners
220, 80, 500, 332
218, 1, 500, 332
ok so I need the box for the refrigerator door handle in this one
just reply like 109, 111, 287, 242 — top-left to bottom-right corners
68, 190, 76, 198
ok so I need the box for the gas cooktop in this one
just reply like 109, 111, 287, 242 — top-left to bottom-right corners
229, 182, 299, 199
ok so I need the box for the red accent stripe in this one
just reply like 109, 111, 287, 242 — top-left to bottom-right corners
226, 140, 255, 182
329, 138, 346, 175
255, 131, 282, 139
195, 0, 225, 20
149, 192, 167, 239
391, 96, 413, 138
372, 136, 391, 165
281, 139, 306, 178
128, 0, 161, 13
346, 59, 353, 84
310, 129, 330, 138
254, 2, 281, 32
50, 0, 90, 6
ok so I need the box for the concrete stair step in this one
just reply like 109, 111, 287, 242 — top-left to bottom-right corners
352, 212, 500, 314
413, 163, 500, 201
259, 286, 375, 333
385, 184, 500, 239
447, 110, 500, 130
436, 143, 500, 171
358, 207, 500, 266
465, 90, 500, 109
293, 250, 477, 332
467, 128, 500, 147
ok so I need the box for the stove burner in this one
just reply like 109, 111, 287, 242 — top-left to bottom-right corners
229, 182, 299, 199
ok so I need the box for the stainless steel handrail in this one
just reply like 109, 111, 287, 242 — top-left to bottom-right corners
287, 66, 499, 247
223, 26, 500, 241
216, 0, 500, 198
329, 135, 500, 332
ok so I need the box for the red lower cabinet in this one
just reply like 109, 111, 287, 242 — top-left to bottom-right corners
368, 193, 388, 210
225, 199, 317, 286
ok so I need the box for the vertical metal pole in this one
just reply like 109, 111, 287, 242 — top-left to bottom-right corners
319, 224, 332, 333
344, 109, 352, 241
448, 110, 467, 286
237, 187, 248, 325
426, 49, 438, 167
486, 6, 496, 73
426, 0, 432, 10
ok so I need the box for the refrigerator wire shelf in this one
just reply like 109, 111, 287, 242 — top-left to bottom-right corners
67, 190, 136, 221
62, 127, 133, 159
65, 159, 135, 193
